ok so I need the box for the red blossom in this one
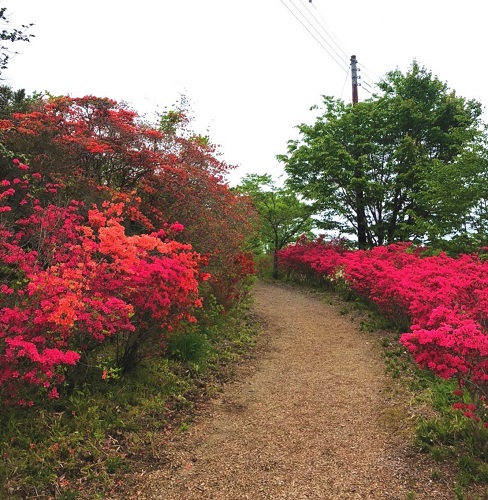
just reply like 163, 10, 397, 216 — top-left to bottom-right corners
0, 169, 207, 405
0, 96, 256, 406
278, 237, 488, 423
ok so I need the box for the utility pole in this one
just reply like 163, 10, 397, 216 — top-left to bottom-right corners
350, 54, 367, 248
350, 54, 359, 105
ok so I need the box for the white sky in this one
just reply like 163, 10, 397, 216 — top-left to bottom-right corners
5, 1, 488, 185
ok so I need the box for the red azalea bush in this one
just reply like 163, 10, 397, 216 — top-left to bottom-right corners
0, 95, 257, 311
278, 237, 488, 424
278, 234, 351, 282
0, 162, 207, 405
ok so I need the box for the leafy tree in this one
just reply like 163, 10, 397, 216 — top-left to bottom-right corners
278, 62, 487, 249
0, 86, 39, 160
412, 136, 488, 253
0, 6, 33, 75
237, 173, 315, 278
0, 85, 36, 117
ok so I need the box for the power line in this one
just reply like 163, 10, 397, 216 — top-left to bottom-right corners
280, 0, 349, 74
290, 0, 351, 71
361, 84, 372, 95
300, 0, 350, 61
283, 0, 349, 73
340, 65, 351, 100
359, 63, 383, 84
293, 0, 351, 71
281, 0, 385, 101
297, 0, 349, 62
304, 2, 386, 95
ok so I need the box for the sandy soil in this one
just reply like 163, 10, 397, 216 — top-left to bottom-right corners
120, 281, 469, 499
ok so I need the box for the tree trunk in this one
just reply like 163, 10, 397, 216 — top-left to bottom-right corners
356, 191, 368, 249
272, 231, 280, 279
273, 248, 279, 279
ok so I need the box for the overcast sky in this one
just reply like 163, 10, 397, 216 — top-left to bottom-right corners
5, 1, 488, 185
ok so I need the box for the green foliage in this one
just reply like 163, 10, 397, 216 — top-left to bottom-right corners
378, 320, 488, 492
279, 61, 487, 248
374, 303, 488, 487
0, 85, 41, 163
166, 331, 211, 365
0, 85, 37, 117
387, 338, 488, 488
236, 173, 316, 278
253, 253, 275, 279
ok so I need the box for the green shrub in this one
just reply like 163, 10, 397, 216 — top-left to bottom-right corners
166, 331, 211, 364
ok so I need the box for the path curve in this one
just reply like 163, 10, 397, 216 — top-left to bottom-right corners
132, 281, 456, 499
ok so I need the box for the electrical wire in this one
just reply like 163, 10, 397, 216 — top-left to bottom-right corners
306, 2, 385, 94
359, 63, 383, 84
280, 0, 349, 74
295, 0, 350, 66
358, 61, 391, 93
300, 0, 351, 61
285, 0, 349, 73
303, 1, 379, 100
340, 65, 351, 101
281, 0, 386, 101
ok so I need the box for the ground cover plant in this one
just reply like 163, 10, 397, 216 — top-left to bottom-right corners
278, 236, 488, 486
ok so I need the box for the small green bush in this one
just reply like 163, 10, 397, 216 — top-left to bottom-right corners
166, 331, 211, 364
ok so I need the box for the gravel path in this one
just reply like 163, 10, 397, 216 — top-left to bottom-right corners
128, 281, 461, 499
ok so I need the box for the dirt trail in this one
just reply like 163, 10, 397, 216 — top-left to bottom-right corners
130, 281, 457, 499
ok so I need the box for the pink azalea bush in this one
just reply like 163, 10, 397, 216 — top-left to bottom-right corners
278, 237, 488, 424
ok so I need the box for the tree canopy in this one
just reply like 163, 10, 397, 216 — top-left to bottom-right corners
236, 173, 315, 277
278, 62, 488, 250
